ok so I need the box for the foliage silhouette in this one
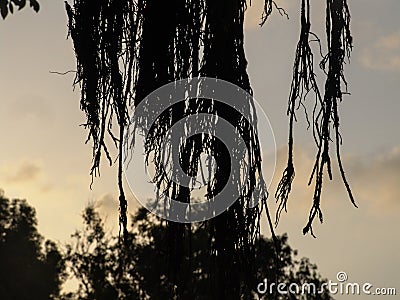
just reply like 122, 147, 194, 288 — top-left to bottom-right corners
0, 0, 39, 19
0, 190, 65, 300
63, 205, 139, 300
64, 205, 334, 300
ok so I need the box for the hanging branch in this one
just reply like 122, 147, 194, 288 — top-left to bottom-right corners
276, 0, 355, 236
260, 0, 288, 26
275, 0, 322, 224
65, 0, 132, 239
303, 0, 356, 236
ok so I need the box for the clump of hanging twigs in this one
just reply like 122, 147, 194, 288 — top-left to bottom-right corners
66, 0, 287, 297
65, 0, 133, 239
276, 0, 356, 236
65, 0, 356, 297
275, 0, 321, 225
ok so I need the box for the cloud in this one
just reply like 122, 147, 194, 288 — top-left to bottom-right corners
350, 146, 400, 213
95, 193, 118, 211
269, 145, 400, 219
0, 160, 56, 195
3, 161, 42, 183
94, 193, 141, 233
360, 31, 400, 71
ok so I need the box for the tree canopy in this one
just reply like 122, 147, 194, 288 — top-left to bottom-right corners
64, 205, 334, 300
0, 190, 65, 300
0, 192, 334, 299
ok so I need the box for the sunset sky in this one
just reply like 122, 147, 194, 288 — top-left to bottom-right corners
1, 0, 399, 298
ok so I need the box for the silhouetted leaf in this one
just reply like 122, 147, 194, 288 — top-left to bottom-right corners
12, 0, 26, 10
0, 1, 8, 19
29, 0, 38, 12
0, 0, 38, 18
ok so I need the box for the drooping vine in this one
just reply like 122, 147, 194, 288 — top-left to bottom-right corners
276, 0, 356, 236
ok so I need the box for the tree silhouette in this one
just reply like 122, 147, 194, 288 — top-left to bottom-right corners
0, 190, 65, 300
64, 205, 334, 300
65, 0, 355, 297
63, 205, 138, 300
